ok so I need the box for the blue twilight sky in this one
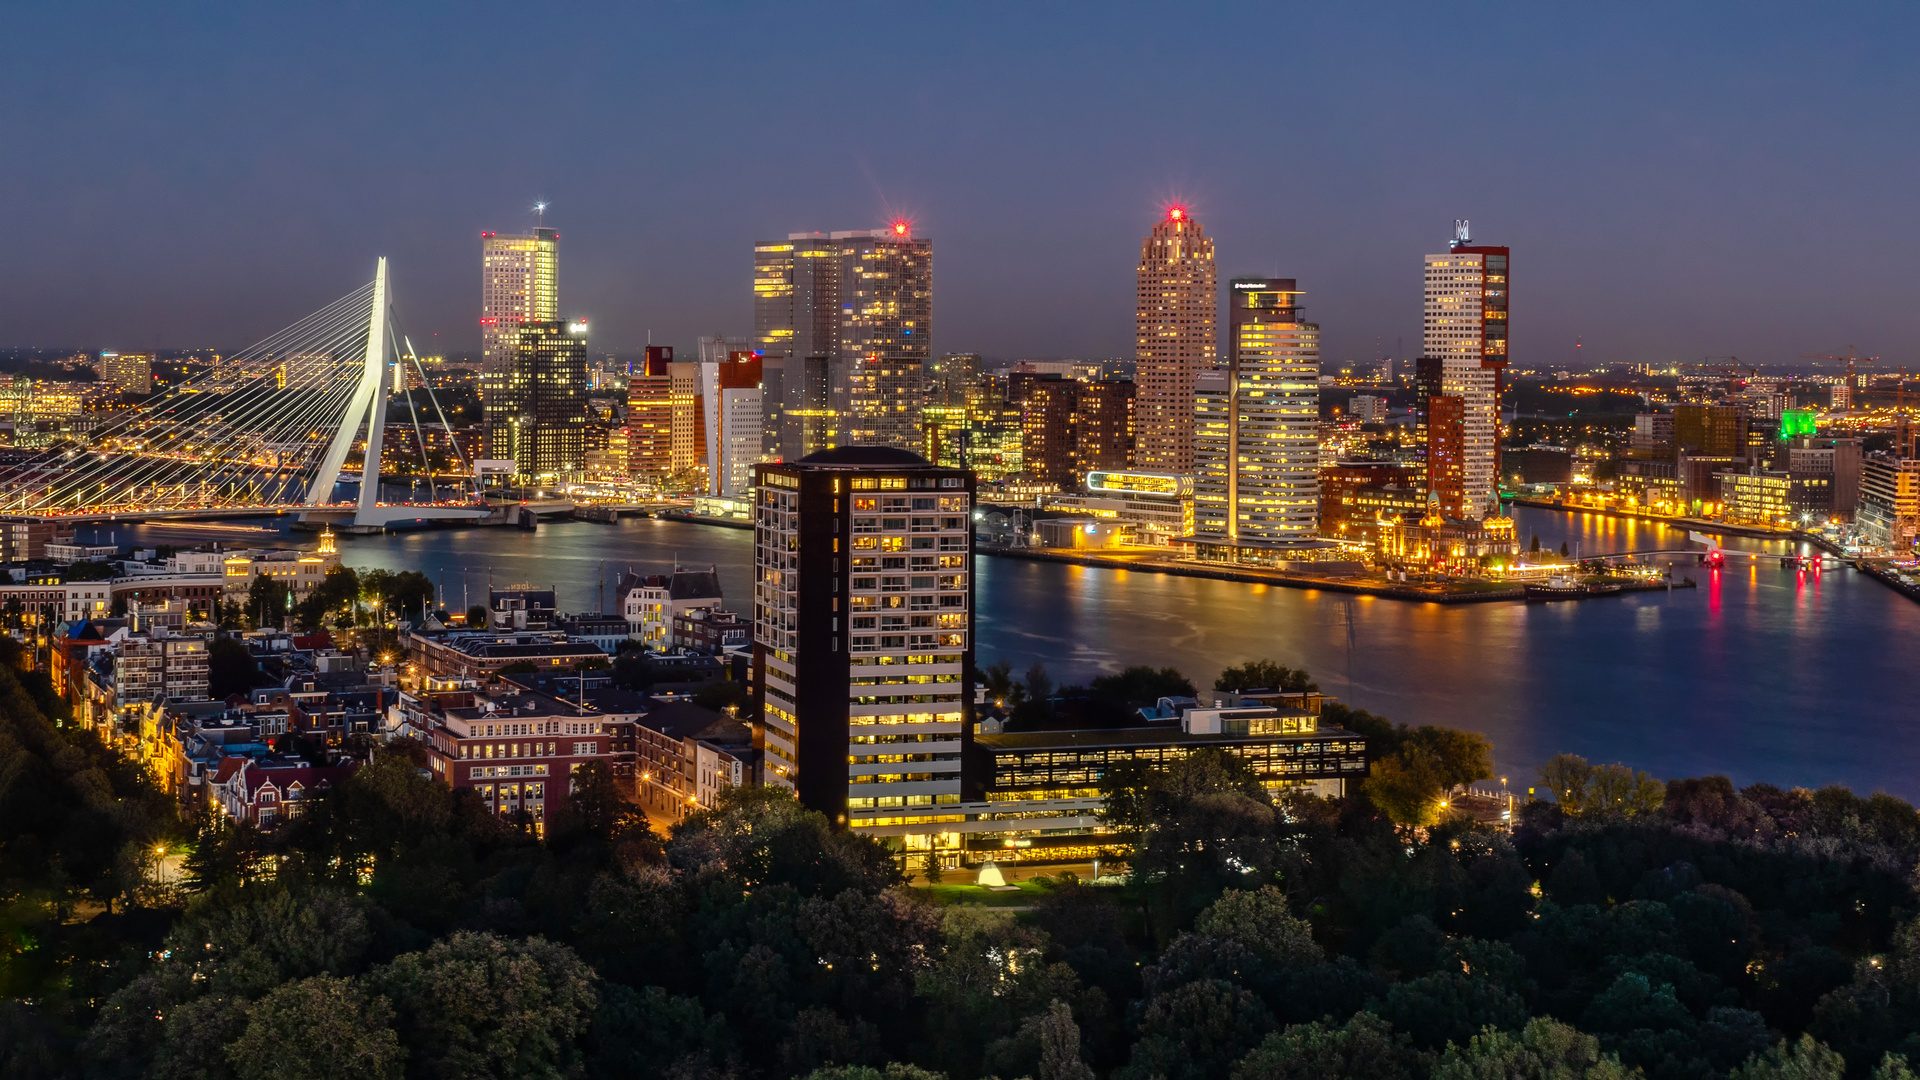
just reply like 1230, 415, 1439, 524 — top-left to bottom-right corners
2, 3, 1917, 369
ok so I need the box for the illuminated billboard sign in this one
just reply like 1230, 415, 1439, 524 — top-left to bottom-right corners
1084, 471, 1192, 498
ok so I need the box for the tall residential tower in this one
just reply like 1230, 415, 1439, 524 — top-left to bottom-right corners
481, 228, 560, 374
1135, 206, 1217, 474
750, 447, 973, 830
1422, 222, 1508, 517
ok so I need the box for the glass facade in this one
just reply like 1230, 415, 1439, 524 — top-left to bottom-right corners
1193, 279, 1320, 546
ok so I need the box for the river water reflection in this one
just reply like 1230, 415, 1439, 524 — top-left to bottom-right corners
90, 506, 1920, 798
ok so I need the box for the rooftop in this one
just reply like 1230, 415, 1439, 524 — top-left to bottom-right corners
975, 723, 1362, 751
795, 446, 933, 467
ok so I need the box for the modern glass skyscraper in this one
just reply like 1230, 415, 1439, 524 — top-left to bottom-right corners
754, 226, 931, 457
481, 227, 560, 374
1135, 206, 1217, 474
1192, 279, 1320, 554
1423, 222, 1508, 518
482, 320, 589, 483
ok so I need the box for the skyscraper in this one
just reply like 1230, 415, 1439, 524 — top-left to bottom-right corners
1415, 355, 1466, 517
839, 226, 932, 451
1191, 279, 1320, 555
750, 447, 973, 827
1075, 380, 1136, 473
929, 353, 981, 407
753, 226, 932, 458
1423, 222, 1508, 517
1135, 206, 1217, 474
481, 227, 560, 374
482, 320, 589, 483
708, 352, 764, 496
625, 346, 675, 482
755, 234, 841, 460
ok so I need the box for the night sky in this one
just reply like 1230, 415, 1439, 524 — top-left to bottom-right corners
4, 3, 1917, 368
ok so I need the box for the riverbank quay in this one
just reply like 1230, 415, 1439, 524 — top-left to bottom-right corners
983, 545, 1523, 601
972, 546, 1693, 604
1857, 561, 1920, 604
1507, 496, 1796, 541
654, 510, 752, 530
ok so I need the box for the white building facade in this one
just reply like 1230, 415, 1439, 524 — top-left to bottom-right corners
1423, 223, 1510, 518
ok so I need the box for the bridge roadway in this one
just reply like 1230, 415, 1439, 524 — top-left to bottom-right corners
11, 502, 512, 528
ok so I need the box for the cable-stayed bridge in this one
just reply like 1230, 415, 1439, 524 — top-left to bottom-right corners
0, 259, 492, 529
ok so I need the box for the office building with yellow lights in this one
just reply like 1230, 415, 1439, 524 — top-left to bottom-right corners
480, 227, 559, 374
1188, 278, 1322, 561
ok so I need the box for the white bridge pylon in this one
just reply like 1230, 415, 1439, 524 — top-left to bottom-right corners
303, 257, 487, 528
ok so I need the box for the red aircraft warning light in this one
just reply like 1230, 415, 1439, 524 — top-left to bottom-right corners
1167, 205, 1186, 222
890, 220, 911, 236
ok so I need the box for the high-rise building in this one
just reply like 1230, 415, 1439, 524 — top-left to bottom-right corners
708, 353, 764, 496
97, 352, 153, 396
754, 226, 931, 458
1191, 279, 1320, 554
1673, 403, 1746, 460
1013, 376, 1135, 488
839, 227, 931, 450
929, 353, 980, 407
480, 228, 560, 374
1423, 222, 1508, 517
1076, 380, 1136, 473
626, 346, 676, 482
482, 321, 589, 483
1414, 355, 1465, 517
669, 358, 705, 483
750, 447, 973, 829
1426, 395, 1467, 517
1020, 378, 1079, 487
755, 234, 838, 461
1858, 453, 1920, 551
1135, 206, 1217, 474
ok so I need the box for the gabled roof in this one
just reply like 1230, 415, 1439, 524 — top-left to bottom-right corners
667, 570, 723, 602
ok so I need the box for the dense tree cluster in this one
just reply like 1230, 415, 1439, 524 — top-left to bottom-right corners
7, 652, 1920, 1079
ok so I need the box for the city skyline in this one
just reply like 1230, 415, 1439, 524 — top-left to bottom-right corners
4, 6, 1919, 369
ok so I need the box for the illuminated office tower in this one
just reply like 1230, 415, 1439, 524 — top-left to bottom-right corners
626, 346, 675, 482
97, 352, 154, 396
1423, 221, 1508, 517
929, 353, 980, 407
751, 448, 973, 828
480, 227, 560, 374
483, 320, 589, 483
755, 234, 840, 460
754, 225, 932, 457
1192, 279, 1320, 554
1135, 205, 1217, 473
669, 359, 704, 481
838, 225, 931, 450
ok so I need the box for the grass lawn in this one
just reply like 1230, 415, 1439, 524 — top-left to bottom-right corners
920, 880, 1056, 907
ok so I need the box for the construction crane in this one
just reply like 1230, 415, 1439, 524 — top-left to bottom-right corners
1802, 346, 1877, 398
1698, 356, 1755, 397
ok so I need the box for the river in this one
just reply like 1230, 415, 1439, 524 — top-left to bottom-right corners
84, 506, 1920, 799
